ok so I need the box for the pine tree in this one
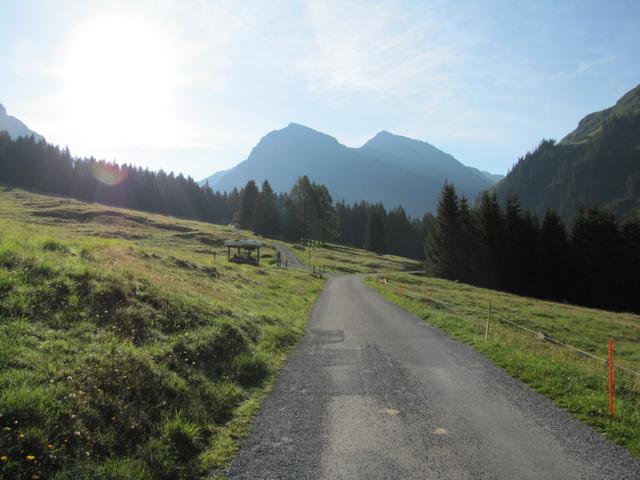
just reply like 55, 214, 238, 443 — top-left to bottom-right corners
365, 209, 388, 254
425, 183, 461, 279
457, 196, 478, 283
252, 180, 279, 236
238, 180, 259, 229
475, 191, 505, 288
538, 209, 569, 300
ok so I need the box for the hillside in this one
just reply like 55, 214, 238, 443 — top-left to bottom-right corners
365, 272, 640, 456
202, 123, 498, 217
0, 187, 324, 479
494, 84, 640, 220
0, 103, 44, 141
0, 186, 418, 479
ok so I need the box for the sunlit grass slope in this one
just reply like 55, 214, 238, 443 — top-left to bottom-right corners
0, 187, 324, 479
365, 272, 640, 456
286, 241, 420, 274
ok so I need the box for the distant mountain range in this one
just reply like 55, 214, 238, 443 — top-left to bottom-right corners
494, 83, 640, 221
0, 103, 43, 141
202, 124, 502, 217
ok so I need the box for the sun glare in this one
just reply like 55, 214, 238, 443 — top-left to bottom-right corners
92, 161, 129, 186
59, 14, 180, 147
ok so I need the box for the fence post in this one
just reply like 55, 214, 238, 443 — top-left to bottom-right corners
609, 336, 614, 418
484, 300, 492, 341
424, 288, 429, 305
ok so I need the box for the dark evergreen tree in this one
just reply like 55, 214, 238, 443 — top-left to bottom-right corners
457, 196, 478, 283
365, 209, 388, 254
425, 183, 462, 279
538, 209, 569, 300
238, 180, 259, 229
252, 180, 279, 236
475, 191, 505, 289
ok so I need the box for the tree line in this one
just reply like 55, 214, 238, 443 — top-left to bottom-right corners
4, 132, 638, 313
233, 176, 429, 259
426, 183, 640, 313
0, 133, 428, 258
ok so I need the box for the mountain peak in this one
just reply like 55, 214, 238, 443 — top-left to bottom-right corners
202, 124, 498, 217
269, 122, 340, 145
363, 130, 431, 150
562, 82, 640, 144
0, 103, 43, 141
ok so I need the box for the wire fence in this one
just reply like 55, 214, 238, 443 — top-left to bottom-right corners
377, 276, 640, 379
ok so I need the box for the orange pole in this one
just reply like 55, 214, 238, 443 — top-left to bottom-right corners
609, 337, 614, 417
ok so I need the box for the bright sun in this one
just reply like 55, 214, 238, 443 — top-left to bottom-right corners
59, 14, 180, 148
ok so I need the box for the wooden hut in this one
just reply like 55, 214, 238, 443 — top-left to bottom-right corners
224, 240, 262, 265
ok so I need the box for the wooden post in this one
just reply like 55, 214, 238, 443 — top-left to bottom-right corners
213, 252, 216, 264
609, 336, 614, 417
484, 300, 492, 341
424, 288, 429, 305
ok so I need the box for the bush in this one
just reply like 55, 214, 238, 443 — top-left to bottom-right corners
233, 353, 269, 386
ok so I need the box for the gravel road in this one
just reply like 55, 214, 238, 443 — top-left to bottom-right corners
227, 275, 640, 479
272, 243, 305, 269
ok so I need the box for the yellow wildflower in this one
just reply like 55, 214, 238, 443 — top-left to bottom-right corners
26, 454, 35, 461
0, 455, 8, 462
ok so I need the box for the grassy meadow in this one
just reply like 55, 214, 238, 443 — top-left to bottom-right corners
365, 272, 640, 456
2, 184, 639, 479
286, 241, 420, 275
0, 186, 324, 479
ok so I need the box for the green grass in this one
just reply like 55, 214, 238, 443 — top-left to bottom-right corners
365, 272, 640, 456
0, 187, 324, 479
280, 241, 420, 274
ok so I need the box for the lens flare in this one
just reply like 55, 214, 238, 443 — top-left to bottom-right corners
92, 163, 128, 186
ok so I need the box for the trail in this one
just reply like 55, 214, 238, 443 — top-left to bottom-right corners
272, 243, 305, 269
228, 275, 640, 479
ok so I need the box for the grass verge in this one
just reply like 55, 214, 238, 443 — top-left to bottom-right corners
364, 272, 640, 456
0, 187, 324, 479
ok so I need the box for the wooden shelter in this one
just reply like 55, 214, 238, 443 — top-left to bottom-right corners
224, 240, 262, 265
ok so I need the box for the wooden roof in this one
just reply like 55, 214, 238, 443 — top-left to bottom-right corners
224, 239, 262, 248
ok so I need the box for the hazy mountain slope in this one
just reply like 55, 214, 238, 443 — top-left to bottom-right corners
0, 103, 44, 141
206, 123, 497, 217
481, 171, 505, 183
201, 168, 229, 187
360, 130, 494, 197
494, 84, 640, 220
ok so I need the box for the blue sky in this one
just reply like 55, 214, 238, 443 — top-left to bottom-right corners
1, 0, 638, 179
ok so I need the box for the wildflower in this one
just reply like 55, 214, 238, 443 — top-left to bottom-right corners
1, 455, 7, 462
47, 444, 53, 450
73, 431, 81, 437
26, 454, 35, 461
67, 376, 73, 381
18, 432, 25, 439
